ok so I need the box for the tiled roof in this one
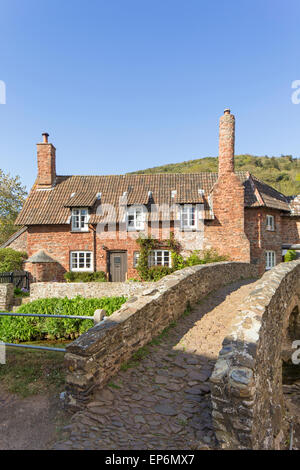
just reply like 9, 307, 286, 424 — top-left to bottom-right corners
15, 171, 292, 226
249, 175, 290, 211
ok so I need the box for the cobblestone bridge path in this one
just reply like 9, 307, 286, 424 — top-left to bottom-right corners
54, 279, 257, 450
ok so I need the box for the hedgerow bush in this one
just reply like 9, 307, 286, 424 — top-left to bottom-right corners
284, 249, 297, 262
64, 271, 107, 282
0, 248, 27, 272
0, 295, 127, 343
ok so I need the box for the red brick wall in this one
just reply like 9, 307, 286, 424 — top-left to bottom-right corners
37, 142, 56, 187
26, 261, 59, 283
27, 225, 94, 281
25, 208, 294, 281
281, 216, 300, 245
26, 224, 150, 281
244, 208, 283, 276
203, 173, 251, 262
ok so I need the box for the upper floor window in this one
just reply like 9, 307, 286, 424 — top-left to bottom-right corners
70, 251, 93, 271
180, 205, 197, 230
71, 208, 89, 232
149, 250, 171, 267
127, 206, 145, 231
265, 250, 276, 270
266, 215, 275, 231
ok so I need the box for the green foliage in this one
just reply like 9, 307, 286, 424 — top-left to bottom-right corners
173, 248, 228, 270
284, 250, 298, 262
14, 287, 30, 297
131, 154, 300, 196
0, 295, 127, 343
64, 271, 107, 282
0, 248, 27, 272
136, 233, 227, 281
0, 170, 27, 245
136, 235, 156, 280
147, 266, 174, 281
171, 252, 186, 270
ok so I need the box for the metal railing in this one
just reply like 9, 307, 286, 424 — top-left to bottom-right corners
0, 271, 30, 290
0, 309, 106, 353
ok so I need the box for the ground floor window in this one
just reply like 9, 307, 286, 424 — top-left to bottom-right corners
70, 251, 93, 271
265, 250, 276, 270
149, 250, 171, 267
133, 251, 140, 268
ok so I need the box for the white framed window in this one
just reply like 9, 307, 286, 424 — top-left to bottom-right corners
71, 208, 89, 232
265, 250, 276, 270
70, 251, 93, 271
126, 206, 145, 231
180, 205, 197, 230
149, 250, 172, 267
133, 251, 140, 268
266, 215, 275, 231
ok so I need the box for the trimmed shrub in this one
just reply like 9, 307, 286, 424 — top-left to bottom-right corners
284, 250, 298, 262
0, 295, 127, 343
64, 271, 107, 283
0, 248, 27, 272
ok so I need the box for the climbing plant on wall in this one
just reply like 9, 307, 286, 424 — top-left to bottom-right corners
136, 233, 180, 281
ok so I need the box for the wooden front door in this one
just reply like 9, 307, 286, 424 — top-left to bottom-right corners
109, 251, 127, 282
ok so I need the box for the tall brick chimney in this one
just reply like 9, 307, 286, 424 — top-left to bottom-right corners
211, 109, 251, 263
218, 108, 235, 175
36, 133, 56, 187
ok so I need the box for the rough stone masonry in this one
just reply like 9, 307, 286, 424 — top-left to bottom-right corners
211, 260, 300, 450
63, 261, 256, 410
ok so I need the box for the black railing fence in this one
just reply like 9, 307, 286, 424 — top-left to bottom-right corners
0, 271, 30, 290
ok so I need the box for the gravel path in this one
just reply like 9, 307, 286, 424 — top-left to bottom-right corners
54, 279, 257, 450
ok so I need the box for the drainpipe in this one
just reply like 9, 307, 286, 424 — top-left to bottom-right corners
89, 224, 97, 272
258, 212, 262, 249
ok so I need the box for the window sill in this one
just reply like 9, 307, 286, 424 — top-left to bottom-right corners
70, 269, 94, 272
71, 229, 90, 233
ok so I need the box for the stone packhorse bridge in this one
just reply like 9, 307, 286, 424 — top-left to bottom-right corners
58, 261, 300, 450
211, 260, 300, 450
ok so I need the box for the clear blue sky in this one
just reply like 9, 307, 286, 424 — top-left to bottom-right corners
0, 0, 300, 190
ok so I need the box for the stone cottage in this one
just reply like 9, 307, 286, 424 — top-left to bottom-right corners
9, 109, 300, 281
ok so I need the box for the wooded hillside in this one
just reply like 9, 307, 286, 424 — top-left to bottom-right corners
132, 155, 300, 196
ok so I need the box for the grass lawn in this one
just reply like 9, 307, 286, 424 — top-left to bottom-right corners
0, 340, 69, 398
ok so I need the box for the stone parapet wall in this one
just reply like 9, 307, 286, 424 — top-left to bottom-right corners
0, 283, 14, 311
30, 281, 154, 301
211, 260, 300, 450
64, 262, 256, 410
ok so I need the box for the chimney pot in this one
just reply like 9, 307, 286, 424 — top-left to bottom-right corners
224, 108, 231, 115
42, 132, 49, 143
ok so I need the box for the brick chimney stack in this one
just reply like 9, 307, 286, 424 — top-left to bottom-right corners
218, 108, 235, 175
37, 133, 56, 187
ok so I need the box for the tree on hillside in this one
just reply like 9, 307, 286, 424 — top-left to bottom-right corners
0, 170, 27, 245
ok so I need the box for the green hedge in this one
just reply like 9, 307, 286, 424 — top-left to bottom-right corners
284, 250, 298, 262
64, 271, 107, 282
0, 248, 27, 272
0, 295, 127, 343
